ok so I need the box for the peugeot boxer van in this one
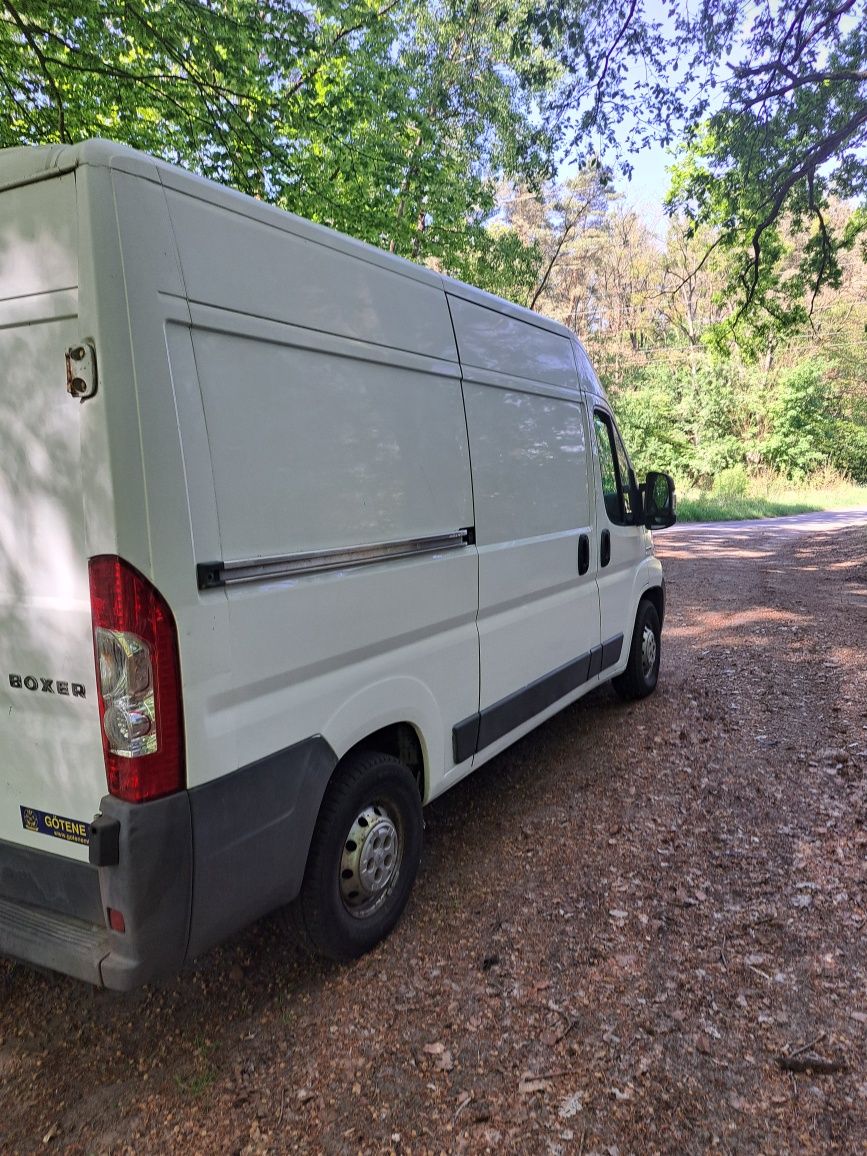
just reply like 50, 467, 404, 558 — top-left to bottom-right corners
0, 140, 675, 989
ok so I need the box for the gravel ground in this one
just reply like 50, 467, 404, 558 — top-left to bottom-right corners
2, 513, 866, 1155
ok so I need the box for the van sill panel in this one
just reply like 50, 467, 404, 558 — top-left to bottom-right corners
453, 634, 624, 762
197, 528, 474, 589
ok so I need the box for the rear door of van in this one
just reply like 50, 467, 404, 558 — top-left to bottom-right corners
0, 170, 105, 868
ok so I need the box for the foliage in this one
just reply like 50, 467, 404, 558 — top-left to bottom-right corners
666, 1, 867, 340
831, 419, 867, 481
607, 364, 693, 480
0, 0, 556, 269
760, 361, 836, 479
497, 169, 616, 309
610, 360, 755, 484
506, 169, 866, 490
608, 352, 867, 490
525, 0, 867, 332
0, 1, 285, 184
712, 464, 749, 498
442, 224, 542, 303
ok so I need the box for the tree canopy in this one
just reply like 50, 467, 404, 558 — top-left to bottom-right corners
533, 0, 867, 334
1, 0, 865, 327
0, 0, 553, 287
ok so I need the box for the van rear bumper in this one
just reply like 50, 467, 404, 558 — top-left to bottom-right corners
0, 894, 109, 985
1, 735, 337, 990
0, 838, 108, 984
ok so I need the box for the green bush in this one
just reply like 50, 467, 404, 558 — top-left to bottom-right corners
712, 463, 750, 496
681, 363, 751, 481
829, 419, 867, 483
609, 365, 693, 480
605, 352, 866, 491
760, 360, 835, 479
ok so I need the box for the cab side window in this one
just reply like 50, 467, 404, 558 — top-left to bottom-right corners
593, 411, 637, 525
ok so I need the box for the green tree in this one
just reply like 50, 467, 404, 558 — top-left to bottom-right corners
760, 360, 836, 478
667, 1, 867, 335
493, 169, 615, 311
0, 0, 289, 189
524, 0, 867, 330
0, 0, 557, 269
609, 365, 693, 480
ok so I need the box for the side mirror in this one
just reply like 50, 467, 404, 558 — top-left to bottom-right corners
643, 471, 676, 530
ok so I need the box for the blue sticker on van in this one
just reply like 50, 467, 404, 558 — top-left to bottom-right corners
20, 806, 90, 846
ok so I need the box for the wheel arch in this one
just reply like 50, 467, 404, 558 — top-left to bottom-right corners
321, 676, 441, 802
341, 722, 426, 800
640, 581, 665, 629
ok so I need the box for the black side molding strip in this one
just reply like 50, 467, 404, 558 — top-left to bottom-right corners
453, 634, 624, 763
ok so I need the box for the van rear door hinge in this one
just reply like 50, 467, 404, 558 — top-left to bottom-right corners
65, 341, 98, 402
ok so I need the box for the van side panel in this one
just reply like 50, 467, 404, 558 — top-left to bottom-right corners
159, 188, 480, 798
448, 296, 602, 770
0, 176, 77, 296
162, 186, 456, 361
460, 376, 601, 718
189, 323, 471, 560
182, 319, 478, 791
447, 294, 577, 390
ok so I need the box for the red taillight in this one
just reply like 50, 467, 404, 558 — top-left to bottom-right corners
88, 555, 185, 803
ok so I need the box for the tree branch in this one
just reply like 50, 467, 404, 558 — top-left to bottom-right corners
806, 168, 832, 319
4, 0, 69, 141
284, 0, 401, 98
594, 0, 639, 97
732, 67, 867, 107
735, 101, 867, 321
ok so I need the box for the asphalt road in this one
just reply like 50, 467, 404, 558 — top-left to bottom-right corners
669, 506, 867, 536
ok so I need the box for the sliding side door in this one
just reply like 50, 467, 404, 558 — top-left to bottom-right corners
448, 293, 601, 770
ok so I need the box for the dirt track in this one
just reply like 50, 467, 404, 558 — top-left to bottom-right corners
2, 511, 867, 1155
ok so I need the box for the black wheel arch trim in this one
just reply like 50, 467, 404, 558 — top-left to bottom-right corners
23, 734, 341, 990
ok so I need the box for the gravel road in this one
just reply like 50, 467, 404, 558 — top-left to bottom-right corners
2, 511, 866, 1155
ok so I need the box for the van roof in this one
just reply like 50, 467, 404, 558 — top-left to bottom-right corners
0, 138, 577, 344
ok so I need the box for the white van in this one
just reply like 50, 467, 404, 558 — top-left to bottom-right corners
0, 140, 675, 989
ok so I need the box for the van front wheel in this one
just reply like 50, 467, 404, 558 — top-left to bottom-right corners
613, 599, 661, 701
289, 750, 423, 961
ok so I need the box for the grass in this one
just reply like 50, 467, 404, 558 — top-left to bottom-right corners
173, 1036, 217, 1097
174, 1068, 217, 1097
676, 482, 867, 523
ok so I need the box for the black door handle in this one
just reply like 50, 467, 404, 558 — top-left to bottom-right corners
600, 529, 611, 567
577, 533, 590, 575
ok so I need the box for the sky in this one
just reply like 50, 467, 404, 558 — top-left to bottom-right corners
555, 0, 682, 225
556, 108, 674, 239
616, 144, 673, 215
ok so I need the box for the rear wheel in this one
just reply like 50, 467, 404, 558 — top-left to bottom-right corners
289, 750, 422, 961
613, 599, 661, 701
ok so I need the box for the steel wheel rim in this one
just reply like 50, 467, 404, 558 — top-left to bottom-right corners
339, 802, 403, 918
641, 624, 657, 680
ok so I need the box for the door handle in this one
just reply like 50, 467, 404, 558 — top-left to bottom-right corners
577, 533, 590, 575
600, 529, 611, 567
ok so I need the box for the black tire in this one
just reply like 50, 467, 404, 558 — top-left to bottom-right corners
612, 599, 661, 701
289, 750, 423, 962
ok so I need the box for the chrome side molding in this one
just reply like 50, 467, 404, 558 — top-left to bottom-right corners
197, 528, 475, 590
